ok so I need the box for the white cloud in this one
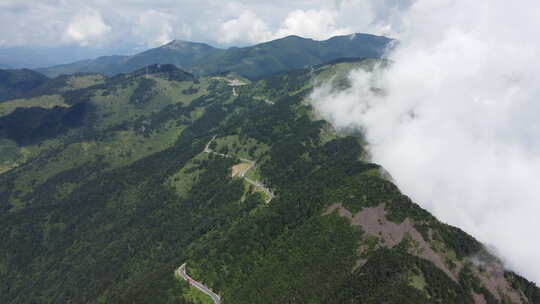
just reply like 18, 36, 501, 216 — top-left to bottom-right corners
217, 10, 272, 44
132, 10, 178, 47
64, 9, 111, 46
0, 0, 409, 49
216, 8, 353, 45
216, 2, 392, 45
313, 0, 540, 283
273, 9, 351, 40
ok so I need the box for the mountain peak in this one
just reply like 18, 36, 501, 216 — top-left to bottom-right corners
162, 40, 216, 51
281, 34, 311, 41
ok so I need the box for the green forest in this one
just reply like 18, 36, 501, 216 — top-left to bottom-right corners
1, 62, 539, 304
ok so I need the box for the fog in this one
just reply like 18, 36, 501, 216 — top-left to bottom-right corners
312, 0, 540, 282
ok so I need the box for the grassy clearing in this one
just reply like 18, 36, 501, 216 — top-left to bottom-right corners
66, 74, 106, 90
0, 163, 17, 175
168, 152, 210, 198
209, 135, 272, 203
99, 121, 186, 168
313, 59, 381, 86
212, 135, 269, 160
92, 83, 139, 129
92, 76, 209, 130
152, 76, 209, 104
4, 75, 208, 206
0, 95, 67, 117
9, 120, 185, 204
0, 135, 65, 180
361, 168, 384, 177
409, 272, 428, 292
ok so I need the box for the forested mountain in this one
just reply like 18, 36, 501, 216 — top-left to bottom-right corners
0, 69, 49, 102
37, 33, 392, 79
1, 60, 538, 304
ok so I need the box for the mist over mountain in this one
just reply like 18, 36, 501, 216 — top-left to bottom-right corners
313, 0, 540, 286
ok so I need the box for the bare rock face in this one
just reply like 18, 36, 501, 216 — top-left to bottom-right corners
323, 203, 525, 303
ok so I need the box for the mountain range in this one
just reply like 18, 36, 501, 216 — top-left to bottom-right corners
0, 34, 539, 304
37, 33, 392, 79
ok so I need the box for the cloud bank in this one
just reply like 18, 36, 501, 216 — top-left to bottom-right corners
64, 9, 111, 46
0, 0, 409, 49
313, 0, 540, 282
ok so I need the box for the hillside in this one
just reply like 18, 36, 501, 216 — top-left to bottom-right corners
1, 60, 539, 304
0, 69, 49, 102
38, 33, 392, 79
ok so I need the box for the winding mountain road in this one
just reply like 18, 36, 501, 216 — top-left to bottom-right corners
204, 136, 275, 203
176, 263, 221, 304
175, 137, 276, 303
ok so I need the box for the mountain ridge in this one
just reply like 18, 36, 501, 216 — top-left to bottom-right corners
37, 33, 392, 79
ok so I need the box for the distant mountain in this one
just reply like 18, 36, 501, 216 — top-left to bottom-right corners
0, 46, 136, 69
110, 40, 222, 74
38, 33, 392, 79
194, 33, 392, 79
0, 69, 49, 102
36, 55, 130, 78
